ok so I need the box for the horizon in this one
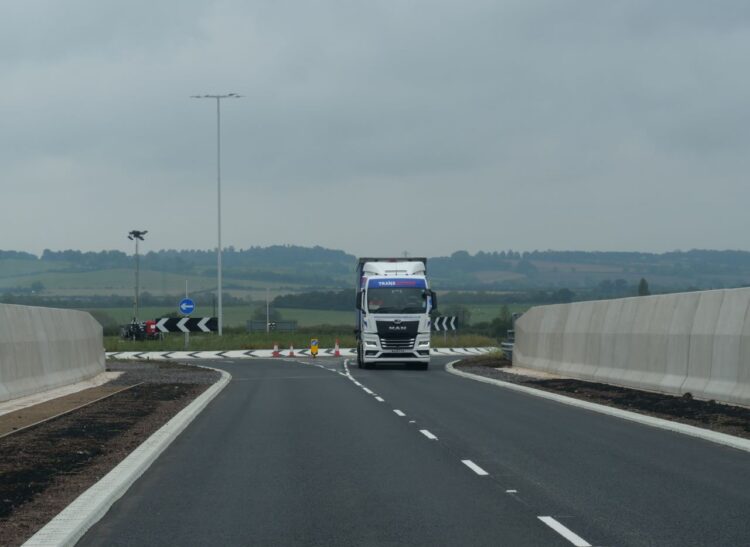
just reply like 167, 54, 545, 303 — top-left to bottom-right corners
3, 244, 750, 260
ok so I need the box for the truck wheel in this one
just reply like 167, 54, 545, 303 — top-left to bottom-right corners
357, 343, 364, 368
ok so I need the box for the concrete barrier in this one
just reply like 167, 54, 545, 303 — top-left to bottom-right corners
515, 288, 750, 407
0, 304, 104, 402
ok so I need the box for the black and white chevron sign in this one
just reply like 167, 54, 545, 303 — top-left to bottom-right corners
155, 317, 218, 333
433, 316, 457, 331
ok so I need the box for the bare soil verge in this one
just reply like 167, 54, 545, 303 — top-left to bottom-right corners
0, 361, 220, 547
0, 385, 134, 438
456, 356, 750, 440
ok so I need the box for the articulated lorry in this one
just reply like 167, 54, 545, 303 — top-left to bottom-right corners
355, 258, 437, 369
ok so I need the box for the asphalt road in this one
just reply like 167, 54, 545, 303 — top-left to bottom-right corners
79, 357, 750, 546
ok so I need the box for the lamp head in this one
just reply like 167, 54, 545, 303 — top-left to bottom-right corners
128, 230, 147, 241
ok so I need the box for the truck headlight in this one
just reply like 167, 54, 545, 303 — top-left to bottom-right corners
365, 341, 378, 347
418, 341, 430, 347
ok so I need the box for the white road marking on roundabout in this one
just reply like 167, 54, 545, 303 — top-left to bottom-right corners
537, 516, 591, 546
506, 489, 518, 494
394, 410, 406, 417
362, 387, 374, 395
461, 459, 489, 476
375, 396, 385, 402
420, 429, 438, 440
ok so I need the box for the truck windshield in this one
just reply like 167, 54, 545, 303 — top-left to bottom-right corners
367, 288, 427, 314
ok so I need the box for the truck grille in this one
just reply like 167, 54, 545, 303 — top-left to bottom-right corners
380, 337, 415, 350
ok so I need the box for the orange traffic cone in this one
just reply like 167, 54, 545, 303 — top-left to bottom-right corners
272, 343, 280, 358
289, 344, 295, 357
334, 339, 341, 357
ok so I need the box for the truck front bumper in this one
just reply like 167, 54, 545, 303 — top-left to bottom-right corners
362, 334, 431, 363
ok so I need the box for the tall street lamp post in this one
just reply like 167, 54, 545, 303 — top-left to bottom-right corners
191, 93, 242, 336
127, 230, 147, 321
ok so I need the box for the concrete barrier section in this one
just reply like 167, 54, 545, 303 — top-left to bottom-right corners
515, 288, 750, 407
0, 304, 104, 402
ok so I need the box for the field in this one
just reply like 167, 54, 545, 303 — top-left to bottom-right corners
0, 259, 63, 277
90, 303, 531, 331
90, 306, 354, 328
463, 303, 531, 323
0, 262, 310, 300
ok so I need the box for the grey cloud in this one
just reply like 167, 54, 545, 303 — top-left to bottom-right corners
1, 1, 749, 255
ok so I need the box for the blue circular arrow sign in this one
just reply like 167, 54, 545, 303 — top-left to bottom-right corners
179, 298, 195, 315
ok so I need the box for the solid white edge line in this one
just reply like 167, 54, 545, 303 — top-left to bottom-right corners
445, 362, 750, 454
393, 410, 406, 416
461, 459, 489, 475
23, 364, 232, 547
420, 429, 438, 440
538, 516, 592, 547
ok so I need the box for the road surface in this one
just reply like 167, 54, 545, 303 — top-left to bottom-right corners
79, 357, 750, 546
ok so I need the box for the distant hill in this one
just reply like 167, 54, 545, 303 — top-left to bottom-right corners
1, 247, 749, 300
429, 249, 750, 291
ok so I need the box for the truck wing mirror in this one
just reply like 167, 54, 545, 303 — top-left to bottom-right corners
430, 290, 438, 313
356, 290, 363, 310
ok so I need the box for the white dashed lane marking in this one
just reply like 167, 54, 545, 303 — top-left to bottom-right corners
341, 358, 595, 547
420, 430, 438, 440
461, 460, 489, 476
537, 517, 591, 547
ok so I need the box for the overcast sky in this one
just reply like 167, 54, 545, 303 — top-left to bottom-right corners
2, 1, 748, 257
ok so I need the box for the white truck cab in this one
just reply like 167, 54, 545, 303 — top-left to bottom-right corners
355, 258, 437, 369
